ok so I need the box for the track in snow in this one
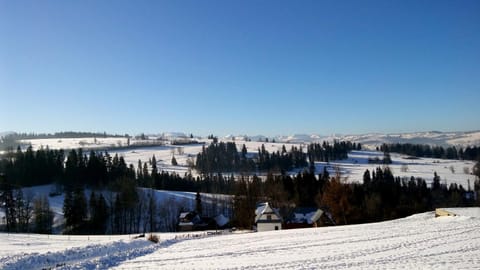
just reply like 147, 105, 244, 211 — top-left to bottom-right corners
0, 239, 168, 270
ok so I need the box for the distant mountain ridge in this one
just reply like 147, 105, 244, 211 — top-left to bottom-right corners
223, 130, 480, 147
3, 130, 480, 148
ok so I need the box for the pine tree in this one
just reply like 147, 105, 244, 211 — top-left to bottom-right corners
147, 189, 157, 232
33, 195, 53, 234
171, 155, 178, 166
64, 186, 87, 233
63, 188, 74, 228
1, 178, 17, 232
432, 172, 441, 190
195, 191, 202, 215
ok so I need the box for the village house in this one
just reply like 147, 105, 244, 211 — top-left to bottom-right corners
283, 207, 325, 229
178, 211, 230, 232
254, 202, 282, 232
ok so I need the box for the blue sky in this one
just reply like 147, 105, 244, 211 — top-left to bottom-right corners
1, 0, 479, 137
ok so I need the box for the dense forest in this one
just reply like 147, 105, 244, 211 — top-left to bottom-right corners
1, 141, 479, 234
195, 141, 359, 174
380, 143, 480, 161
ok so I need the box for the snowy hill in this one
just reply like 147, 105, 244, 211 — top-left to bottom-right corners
272, 130, 480, 148
1, 208, 479, 269
19, 130, 479, 153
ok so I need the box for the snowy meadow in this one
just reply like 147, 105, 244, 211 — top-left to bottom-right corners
1, 208, 479, 269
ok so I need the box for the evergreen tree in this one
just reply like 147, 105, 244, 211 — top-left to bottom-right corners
146, 189, 157, 232
33, 195, 54, 234
64, 186, 87, 233
0, 174, 19, 232
195, 191, 202, 215
432, 172, 441, 190
89, 191, 108, 234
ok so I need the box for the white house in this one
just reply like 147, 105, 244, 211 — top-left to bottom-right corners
255, 202, 282, 232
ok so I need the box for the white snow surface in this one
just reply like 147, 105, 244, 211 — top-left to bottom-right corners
1, 208, 479, 269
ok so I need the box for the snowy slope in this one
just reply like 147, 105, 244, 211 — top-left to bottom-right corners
1, 208, 479, 269
115, 208, 480, 269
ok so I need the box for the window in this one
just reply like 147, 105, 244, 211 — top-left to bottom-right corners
267, 214, 272, 220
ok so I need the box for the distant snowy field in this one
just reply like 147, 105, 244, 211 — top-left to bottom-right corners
1, 208, 479, 269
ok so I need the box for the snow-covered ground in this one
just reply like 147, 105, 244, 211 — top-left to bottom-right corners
1, 208, 479, 269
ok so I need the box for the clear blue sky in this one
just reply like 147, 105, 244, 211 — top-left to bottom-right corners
1, 0, 479, 137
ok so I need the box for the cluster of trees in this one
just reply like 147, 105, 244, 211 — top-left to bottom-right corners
195, 141, 358, 174
1, 147, 65, 187
195, 142, 243, 173
5, 131, 125, 140
380, 143, 480, 161
307, 141, 361, 163
256, 144, 307, 172
0, 147, 136, 188
0, 175, 54, 233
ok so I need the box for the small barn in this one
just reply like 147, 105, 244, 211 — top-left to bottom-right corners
255, 202, 282, 232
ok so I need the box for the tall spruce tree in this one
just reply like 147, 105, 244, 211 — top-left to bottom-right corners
195, 191, 202, 215
33, 195, 53, 234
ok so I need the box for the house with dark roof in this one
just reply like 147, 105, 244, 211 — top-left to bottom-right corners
178, 211, 230, 232
283, 207, 324, 229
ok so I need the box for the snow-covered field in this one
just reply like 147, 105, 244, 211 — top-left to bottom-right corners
1, 208, 479, 269
20, 137, 131, 150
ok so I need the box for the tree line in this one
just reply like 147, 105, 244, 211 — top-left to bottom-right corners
380, 143, 480, 161
5, 131, 126, 140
